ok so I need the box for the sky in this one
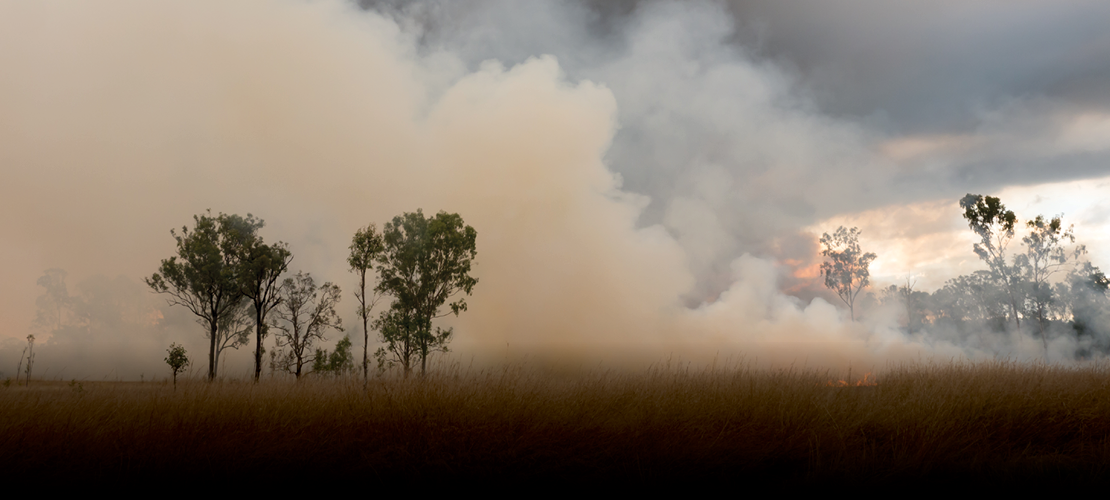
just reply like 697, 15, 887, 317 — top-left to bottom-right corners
3, 0, 1110, 379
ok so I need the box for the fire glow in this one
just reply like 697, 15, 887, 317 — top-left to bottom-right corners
826, 371, 877, 387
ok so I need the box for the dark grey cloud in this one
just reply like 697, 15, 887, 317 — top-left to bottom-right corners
723, 0, 1110, 133
364, 0, 1110, 133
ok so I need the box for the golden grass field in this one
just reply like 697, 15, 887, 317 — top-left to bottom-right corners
4, 361, 1110, 483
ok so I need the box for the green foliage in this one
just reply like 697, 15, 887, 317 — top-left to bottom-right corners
349, 225, 385, 278
332, 335, 354, 373
349, 224, 385, 382
313, 335, 355, 376
372, 305, 423, 377
165, 342, 189, 390
819, 226, 876, 321
960, 194, 1023, 330
238, 233, 293, 382
270, 272, 343, 379
375, 209, 477, 377
958, 195, 1093, 356
165, 343, 189, 372
146, 211, 263, 380
960, 194, 1018, 261
1018, 214, 1083, 345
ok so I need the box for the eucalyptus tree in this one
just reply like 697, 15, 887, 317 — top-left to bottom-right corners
146, 211, 262, 380
1018, 214, 1083, 352
348, 224, 385, 383
375, 209, 477, 377
239, 236, 293, 382
960, 194, 1023, 331
270, 271, 343, 379
819, 226, 877, 321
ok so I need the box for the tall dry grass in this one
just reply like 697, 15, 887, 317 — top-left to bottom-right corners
3, 361, 1110, 482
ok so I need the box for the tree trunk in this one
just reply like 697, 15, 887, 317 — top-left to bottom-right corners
1008, 295, 1021, 332
208, 319, 218, 381
362, 315, 369, 385
1037, 303, 1048, 358
254, 304, 264, 382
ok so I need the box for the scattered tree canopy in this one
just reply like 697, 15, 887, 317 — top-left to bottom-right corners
146, 211, 262, 380
866, 194, 1103, 360
269, 271, 343, 379
819, 226, 876, 321
375, 210, 478, 377
960, 194, 1023, 331
142, 208, 478, 381
349, 224, 385, 383
238, 236, 293, 381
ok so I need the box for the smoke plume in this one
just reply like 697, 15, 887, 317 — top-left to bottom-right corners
3, 0, 1109, 378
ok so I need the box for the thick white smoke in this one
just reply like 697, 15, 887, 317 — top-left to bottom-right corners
0, 0, 1097, 379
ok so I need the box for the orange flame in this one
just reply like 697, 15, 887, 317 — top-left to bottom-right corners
826, 372, 877, 387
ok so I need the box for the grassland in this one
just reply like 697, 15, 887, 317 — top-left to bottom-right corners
4, 361, 1110, 483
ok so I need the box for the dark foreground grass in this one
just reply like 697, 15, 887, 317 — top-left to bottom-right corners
4, 361, 1110, 483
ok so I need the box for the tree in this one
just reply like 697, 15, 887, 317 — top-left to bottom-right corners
348, 224, 385, 384
932, 270, 1011, 332
960, 194, 1023, 332
270, 272, 343, 379
1017, 214, 1083, 353
880, 278, 930, 333
146, 211, 260, 380
1065, 262, 1110, 355
238, 235, 292, 382
312, 334, 355, 376
819, 226, 877, 321
375, 209, 477, 377
373, 305, 422, 377
165, 343, 190, 391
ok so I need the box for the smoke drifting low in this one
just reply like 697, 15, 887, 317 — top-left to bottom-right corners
2, 1, 1106, 379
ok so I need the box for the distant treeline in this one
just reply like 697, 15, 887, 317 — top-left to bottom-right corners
822, 193, 1110, 358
